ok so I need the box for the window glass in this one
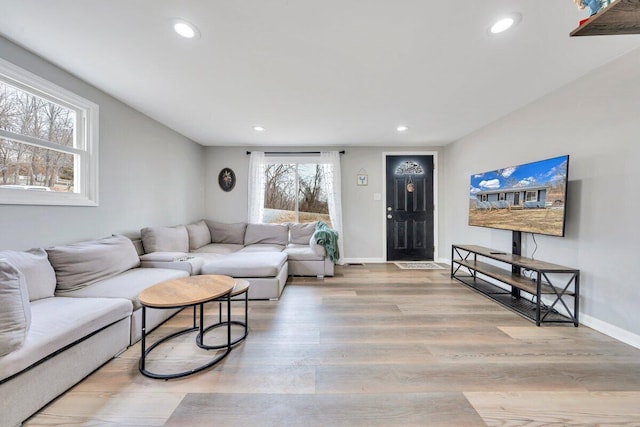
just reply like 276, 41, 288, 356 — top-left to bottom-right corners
0, 59, 98, 205
262, 162, 332, 227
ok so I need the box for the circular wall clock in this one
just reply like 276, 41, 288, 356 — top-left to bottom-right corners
218, 167, 236, 192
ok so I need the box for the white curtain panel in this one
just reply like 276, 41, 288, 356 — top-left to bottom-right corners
321, 151, 344, 264
247, 151, 266, 223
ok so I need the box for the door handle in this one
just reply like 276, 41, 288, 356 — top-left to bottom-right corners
387, 214, 393, 219
387, 207, 392, 211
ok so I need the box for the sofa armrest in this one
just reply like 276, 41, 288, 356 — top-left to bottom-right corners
309, 234, 326, 257
139, 252, 204, 275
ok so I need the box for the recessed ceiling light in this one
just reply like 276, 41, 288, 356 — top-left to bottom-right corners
489, 13, 521, 34
397, 125, 408, 132
253, 126, 265, 132
172, 19, 200, 39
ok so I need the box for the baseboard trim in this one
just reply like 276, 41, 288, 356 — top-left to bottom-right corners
578, 313, 640, 350
341, 258, 386, 264
343, 258, 451, 265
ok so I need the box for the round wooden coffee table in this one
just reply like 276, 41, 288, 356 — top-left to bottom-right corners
138, 274, 235, 379
200, 279, 250, 348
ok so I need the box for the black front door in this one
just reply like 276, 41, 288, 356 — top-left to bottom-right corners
386, 155, 434, 261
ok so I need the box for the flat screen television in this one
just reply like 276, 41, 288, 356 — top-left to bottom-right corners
469, 155, 569, 237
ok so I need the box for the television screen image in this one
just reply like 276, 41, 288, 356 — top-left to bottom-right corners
469, 155, 569, 237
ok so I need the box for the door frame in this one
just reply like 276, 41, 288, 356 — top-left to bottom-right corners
382, 151, 439, 262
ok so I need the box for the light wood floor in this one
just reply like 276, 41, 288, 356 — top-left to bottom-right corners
25, 264, 640, 426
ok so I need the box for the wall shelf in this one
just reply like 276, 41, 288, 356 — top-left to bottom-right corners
571, 0, 640, 36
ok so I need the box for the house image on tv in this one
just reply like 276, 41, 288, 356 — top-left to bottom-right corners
474, 185, 552, 210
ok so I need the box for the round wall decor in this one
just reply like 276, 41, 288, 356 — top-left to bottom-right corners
218, 167, 236, 192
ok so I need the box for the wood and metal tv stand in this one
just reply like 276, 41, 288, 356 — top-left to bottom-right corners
451, 244, 580, 326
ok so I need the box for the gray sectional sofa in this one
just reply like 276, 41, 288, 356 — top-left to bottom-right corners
0, 235, 187, 427
0, 220, 337, 426
139, 220, 334, 300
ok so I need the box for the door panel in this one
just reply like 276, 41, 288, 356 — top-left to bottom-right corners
386, 155, 434, 261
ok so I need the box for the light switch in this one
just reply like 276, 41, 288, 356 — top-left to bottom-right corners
373, 193, 381, 201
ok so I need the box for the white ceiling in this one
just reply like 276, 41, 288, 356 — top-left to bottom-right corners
1, 1, 639, 147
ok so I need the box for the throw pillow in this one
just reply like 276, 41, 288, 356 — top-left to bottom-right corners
244, 223, 289, 245
140, 225, 189, 253
0, 259, 31, 357
206, 221, 247, 244
47, 235, 141, 293
186, 220, 211, 250
289, 222, 318, 245
0, 248, 56, 301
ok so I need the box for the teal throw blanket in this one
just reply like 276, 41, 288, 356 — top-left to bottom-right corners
314, 221, 339, 263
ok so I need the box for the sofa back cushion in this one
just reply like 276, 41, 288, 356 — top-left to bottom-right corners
206, 221, 247, 245
289, 221, 318, 245
244, 223, 289, 245
47, 235, 141, 293
140, 225, 189, 253
186, 220, 212, 250
0, 248, 56, 301
0, 259, 31, 357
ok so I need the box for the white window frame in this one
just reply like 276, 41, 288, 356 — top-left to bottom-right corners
525, 190, 538, 202
0, 58, 99, 206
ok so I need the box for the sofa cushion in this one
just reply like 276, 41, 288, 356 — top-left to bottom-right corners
59, 268, 188, 310
244, 223, 289, 246
48, 235, 141, 293
206, 221, 247, 244
141, 225, 189, 253
186, 220, 211, 250
289, 221, 317, 245
0, 260, 31, 357
239, 244, 285, 253
0, 296, 132, 382
284, 244, 325, 261
0, 248, 56, 301
192, 243, 243, 255
201, 252, 287, 278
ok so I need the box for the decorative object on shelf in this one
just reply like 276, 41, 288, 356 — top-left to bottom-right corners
356, 168, 368, 186
574, 0, 604, 16
218, 167, 236, 192
570, 0, 640, 36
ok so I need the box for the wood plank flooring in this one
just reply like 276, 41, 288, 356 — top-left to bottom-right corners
23, 264, 640, 426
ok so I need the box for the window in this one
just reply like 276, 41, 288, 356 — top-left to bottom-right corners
263, 162, 332, 226
0, 58, 98, 206
525, 190, 538, 202
248, 151, 343, 261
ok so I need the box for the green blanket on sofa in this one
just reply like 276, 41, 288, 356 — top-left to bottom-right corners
314, 221, 339, 263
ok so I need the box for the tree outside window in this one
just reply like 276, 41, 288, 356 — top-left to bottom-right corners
262, 163, 332, 227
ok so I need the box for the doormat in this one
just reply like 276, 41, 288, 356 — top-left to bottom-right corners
394, 262, 445, 270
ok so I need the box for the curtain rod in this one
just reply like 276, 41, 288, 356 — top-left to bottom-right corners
246, 150, 345, 155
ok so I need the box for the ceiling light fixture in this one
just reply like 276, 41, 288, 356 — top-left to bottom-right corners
253, 126, 265, 132
396, 125, 409, 132
172, 19, 200, 39
489, 13, 521, 34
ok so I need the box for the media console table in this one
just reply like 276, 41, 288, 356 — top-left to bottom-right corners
451, 245, 580, 326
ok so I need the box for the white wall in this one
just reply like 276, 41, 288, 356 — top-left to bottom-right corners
0, 37, 206, 250
443, 47, 640, 345
204, 145, 444, 261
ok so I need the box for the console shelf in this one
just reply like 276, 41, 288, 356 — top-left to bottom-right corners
451, 245, 580, 326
